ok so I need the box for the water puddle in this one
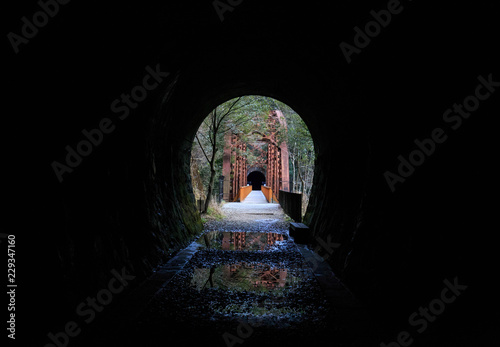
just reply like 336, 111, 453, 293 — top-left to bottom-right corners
149, 231, 328, 326
190, 263, 303, 293
197, 231, 287, 251
183, 263, 325, 319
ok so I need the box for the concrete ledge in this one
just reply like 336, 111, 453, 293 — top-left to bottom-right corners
289, 222, 310, 244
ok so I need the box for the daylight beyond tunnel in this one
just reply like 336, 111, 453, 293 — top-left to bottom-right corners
191, 95, 315, 213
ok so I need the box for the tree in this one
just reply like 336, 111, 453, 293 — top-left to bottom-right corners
273, 100, 315, 214
192, 95, 315, 215
195, 97, 240, 212
194, 96, 269, 212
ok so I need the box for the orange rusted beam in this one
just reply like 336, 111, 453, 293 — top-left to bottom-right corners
261, 185, 272, 203
238, 185, 252, 202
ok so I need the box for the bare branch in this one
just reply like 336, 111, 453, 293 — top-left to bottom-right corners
216, 97, 243, 129
195, 133, 210, 163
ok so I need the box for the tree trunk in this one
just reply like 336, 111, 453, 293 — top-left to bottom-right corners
204, 116, 218, 213
204, 168, 216, 213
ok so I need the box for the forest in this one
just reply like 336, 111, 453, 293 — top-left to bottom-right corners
191, 95, 315, 216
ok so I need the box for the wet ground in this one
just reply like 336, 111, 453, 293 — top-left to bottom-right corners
146, 232, 329, 329
72, 195, 377, 346
138, 197, 376, 346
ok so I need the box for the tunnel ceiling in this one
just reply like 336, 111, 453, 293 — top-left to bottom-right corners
247, 167, 265, 175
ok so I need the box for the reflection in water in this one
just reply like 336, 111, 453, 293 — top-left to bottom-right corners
189, 232, 317, 318
191, 263, 302, 292
197, 231, 286, 251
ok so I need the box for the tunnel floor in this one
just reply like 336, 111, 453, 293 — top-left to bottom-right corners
72, 202, 377, 347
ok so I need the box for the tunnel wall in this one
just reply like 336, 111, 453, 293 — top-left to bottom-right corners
17, 1, 498, 344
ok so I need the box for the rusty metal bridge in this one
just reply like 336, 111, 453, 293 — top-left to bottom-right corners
222, 110, 289, 203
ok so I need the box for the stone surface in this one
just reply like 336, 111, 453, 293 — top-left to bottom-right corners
289, 222, 310, 244
74, 200, 376, 346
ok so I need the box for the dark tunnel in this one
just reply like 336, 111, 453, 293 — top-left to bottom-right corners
247, 170, 266, 190
6, 1, 499, 346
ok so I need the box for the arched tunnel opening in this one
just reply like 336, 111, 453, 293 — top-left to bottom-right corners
247, 170, 265, 190
18, 1, 497, 346
190, 94, 315, 209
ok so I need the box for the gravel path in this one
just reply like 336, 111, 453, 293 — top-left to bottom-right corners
127, 199, 378, 347
139, 199, 335, 341
204, 201, 290, 233
73, 199, 375, 347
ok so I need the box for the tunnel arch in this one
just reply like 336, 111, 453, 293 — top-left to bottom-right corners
143, 46, 371, 295
149, 68, 369, 230
247, 170, 265, 190
33, 4, 496, 345
189, 94, 317, 204
247, 166, 265, 176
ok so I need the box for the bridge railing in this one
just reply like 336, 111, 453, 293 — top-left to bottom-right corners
278, 190, 302, 222
261, 186, 279, 203
236, 185, 253, 202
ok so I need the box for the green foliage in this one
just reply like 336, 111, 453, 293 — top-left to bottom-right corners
274, 100, 315, 214
206, 205, 224, 221
191, 95, 315, 214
